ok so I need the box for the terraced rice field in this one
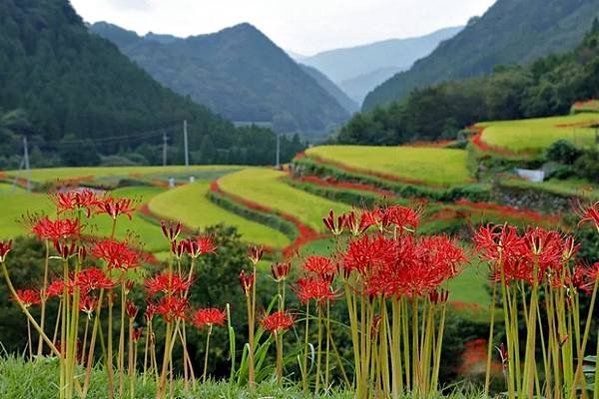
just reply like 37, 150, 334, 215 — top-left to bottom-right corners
217, 168, 351, 231
5, 165, 240, 183
305, 145, 472, 186
478, 113, 599, 152
148, 181, 290, 249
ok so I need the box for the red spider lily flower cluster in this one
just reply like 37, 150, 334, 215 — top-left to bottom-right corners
79, 295, 98, 315
96, 197, 136, 220
474, 224, 576, 285
161, 220, 182, 243
155, 296, 188, 323
75, 267, 115, 292
578, 201, 599, 232
323, 206, 421, 237
302, 256, 336, 278
52, 189, 101, 217
191, 308, 227, 329
145, 273, 191, 297
248, 245, 264, 265
126, 301, 138, 318
239, 270, 255, 295
0, 240, 12, 263
261, 311, 294, 334
295, 277, 337, 305
31, 217, 82, 242
92, 239, 141, 270
271, 262, 291, 282
186, 236, 216, 258
15, 289, 41, 307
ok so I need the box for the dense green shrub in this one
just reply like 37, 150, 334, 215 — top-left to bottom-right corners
574, 149, 599, 183
546, 139, 583, 164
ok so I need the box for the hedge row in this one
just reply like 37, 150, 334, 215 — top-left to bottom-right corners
206, 189, 298, 242
292, 156, 492, 203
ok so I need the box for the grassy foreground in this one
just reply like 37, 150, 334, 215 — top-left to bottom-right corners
0, 356, 486, 399
305, 145, 472, 186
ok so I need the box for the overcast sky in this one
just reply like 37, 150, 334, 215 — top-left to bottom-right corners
70, 0, 496, 55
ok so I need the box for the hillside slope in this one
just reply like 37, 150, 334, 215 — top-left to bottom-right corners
91, 22, 350, 136
364, 0, 599, 110
0, 0, 293, 166
299, 64, 359, 114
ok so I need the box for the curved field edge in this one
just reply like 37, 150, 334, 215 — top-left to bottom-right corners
476, 113, 599, 153
292, 155, 492, 203
304, 145, 473, 187
147, 181, 290, 249
216, 168, 351, 232
3, 165, 242, 184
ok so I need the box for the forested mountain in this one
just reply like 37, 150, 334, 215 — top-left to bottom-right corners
299, 26, 462, 103
299, 64, 359, 114
0, 0, 303, 168
364, 0, 599, 110
338, 22, 599, 145
91, 22, 350, 136
338, 66, 406, 104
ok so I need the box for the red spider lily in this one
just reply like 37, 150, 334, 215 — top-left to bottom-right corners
523, 228, 566, 281
156, 296, 188, 323
75, 267, 115, 292
271, 262, 292, 282
52, 189, 100, 217
248, 245, 264, 265
185, 236, 216, 258
343, 234, 398, 276
54, 240, 79, 260
429, 289, 450, 304
96, 197, 136, 220
383, 205, 420, 232
302, 256, 336, 278
295, 277, 337, 305
79, 295, 98, 315
31, 217, 82, 242
48, 279, 69, 298
125, 280, 135, 293
373, 235, 465, 298
359, 208, 384, 232
171, 240, 187, 258
578, 201, 599, 232
239, 270, 255, 296
126, 300, 138, 318
191, 308, 227, 329
145, 303, 157, 322
131, 328, 143, 342
261, 310, 294, 334
160, 220, 182, 243
145, 273, 191, 297
0, 240, 12, 263
323, 209, 345, 235
91, 239, 141, 270
15, 289, 41, 307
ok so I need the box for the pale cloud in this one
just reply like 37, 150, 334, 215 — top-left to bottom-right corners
70, 0, 496, 55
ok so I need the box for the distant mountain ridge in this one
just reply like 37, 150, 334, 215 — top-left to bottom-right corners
364, 0, 599, 110
299, 26, 462, 104
91, 22, 350, 135
299, 65, 359, 114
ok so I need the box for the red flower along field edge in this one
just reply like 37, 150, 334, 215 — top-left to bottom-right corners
1, 188, 599, 399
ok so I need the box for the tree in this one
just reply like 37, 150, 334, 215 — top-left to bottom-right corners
58, 134, 101, 166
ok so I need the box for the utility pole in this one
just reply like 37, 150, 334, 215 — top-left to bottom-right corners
276, 132, 281, 169
162, 132, 168, 166
183, 119, 189, 167
23, 136, 31, 192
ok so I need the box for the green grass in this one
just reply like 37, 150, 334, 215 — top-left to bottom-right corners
501, 177, 599, 201
4, 165, 240, 183
0, 356, 356, 399
217, 168, 351, 232
478, 113, 599, 152
305, 145, 472, 186
148, 182, 290, 249
0, 191, 54, 239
